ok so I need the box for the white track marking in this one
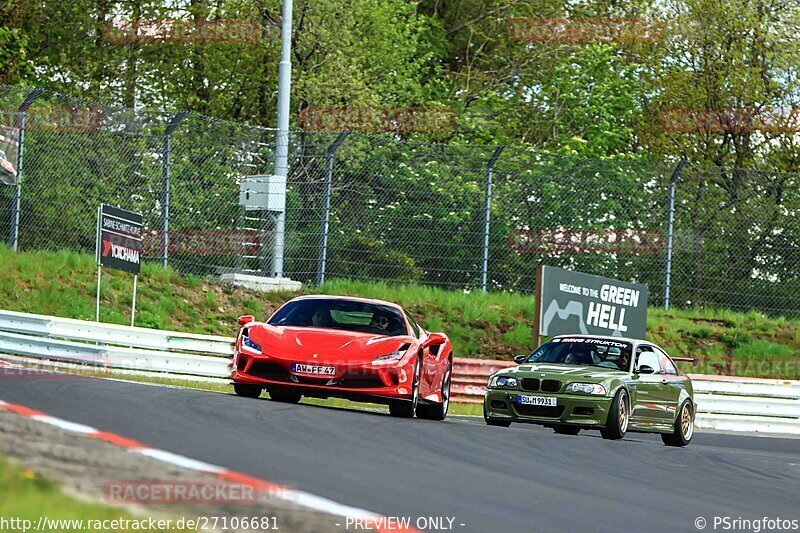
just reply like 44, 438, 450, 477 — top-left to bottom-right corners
290, 491, 379, 519
136, 449, 226, 473
31, 416, 96, 434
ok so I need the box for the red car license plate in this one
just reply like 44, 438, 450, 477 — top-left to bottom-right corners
292, 364, 335, 375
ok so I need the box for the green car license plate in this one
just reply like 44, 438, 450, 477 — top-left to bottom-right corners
517, 395, 557, 407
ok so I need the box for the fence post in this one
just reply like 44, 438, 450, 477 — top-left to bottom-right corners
9, 88, 42, 251
317, 132, 349, 286
161, 111, 187, 268
481, 146, 505, 293
272, 0, 294, 278
664, 158, 686, 311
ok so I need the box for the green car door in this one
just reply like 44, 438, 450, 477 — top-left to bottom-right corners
630, 345, 676, 428
653, 345, 686, 422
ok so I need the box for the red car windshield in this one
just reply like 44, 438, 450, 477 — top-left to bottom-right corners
526, 338, 633, 372
268, 298, 408, 336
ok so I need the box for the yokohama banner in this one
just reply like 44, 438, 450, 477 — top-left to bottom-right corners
97, 204, 143, 275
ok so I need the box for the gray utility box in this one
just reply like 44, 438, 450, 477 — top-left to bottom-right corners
239, 175, 286, 212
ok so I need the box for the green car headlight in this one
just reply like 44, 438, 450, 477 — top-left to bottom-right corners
566, 382, 607, 395
489, 376, 518, 388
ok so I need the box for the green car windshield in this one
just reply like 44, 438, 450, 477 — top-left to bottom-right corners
526, 338, 633, 372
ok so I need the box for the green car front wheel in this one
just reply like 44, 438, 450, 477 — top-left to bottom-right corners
600, 389, 629, 440
484, 402, 511, 427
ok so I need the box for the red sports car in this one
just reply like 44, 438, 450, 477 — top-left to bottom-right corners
230, 295, 454, 420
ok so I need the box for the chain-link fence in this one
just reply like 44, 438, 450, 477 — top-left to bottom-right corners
1, 86, 799, 315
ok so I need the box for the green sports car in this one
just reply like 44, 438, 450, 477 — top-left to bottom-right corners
483, 335, 696, 446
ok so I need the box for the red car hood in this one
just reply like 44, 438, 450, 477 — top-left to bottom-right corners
248, 324, 413, 363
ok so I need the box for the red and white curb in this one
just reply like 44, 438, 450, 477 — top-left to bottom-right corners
0, 399, 419, 533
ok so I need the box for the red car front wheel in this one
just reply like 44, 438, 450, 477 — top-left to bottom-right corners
233, 383, 262, 399
417, 360, 451, 421
269, 390, 302, 404
389, 357, 421, 418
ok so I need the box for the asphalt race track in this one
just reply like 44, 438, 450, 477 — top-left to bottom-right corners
1, 368, 798, 533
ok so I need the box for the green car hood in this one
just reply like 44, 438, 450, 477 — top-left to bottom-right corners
508, 363, 626, 382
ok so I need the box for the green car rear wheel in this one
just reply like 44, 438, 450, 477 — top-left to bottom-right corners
662, 400, 694, 447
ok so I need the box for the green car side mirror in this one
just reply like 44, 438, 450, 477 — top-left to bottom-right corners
514, 355, 528, 364
637, 365, 656, 374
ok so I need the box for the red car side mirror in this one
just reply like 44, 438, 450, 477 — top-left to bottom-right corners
427, 332, 447, 345
238, 315, 255, 327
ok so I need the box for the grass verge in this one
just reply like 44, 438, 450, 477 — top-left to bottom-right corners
0, 455, 190, 532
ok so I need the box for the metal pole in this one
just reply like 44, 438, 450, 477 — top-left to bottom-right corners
481, 146, 505, 292
96, 205, 102, 322
318, 152, 334, 286
533, 264, 544, 349
96, 266, 101, 322
272, 0, 293, 277
664, 159, 685, 311
131, 275, 138, 327
10, 88, 42, 250
317, 132, 349, 286
161, 133, 170, 267
9, 113, 25, 251
161, 111, 187, 269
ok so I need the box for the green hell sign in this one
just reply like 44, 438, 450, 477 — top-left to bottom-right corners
534, 265, 648, 340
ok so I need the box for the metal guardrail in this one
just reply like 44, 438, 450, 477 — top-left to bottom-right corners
1, 310, 798, 434
0, 310, 232, 377
0, 310, 233, 355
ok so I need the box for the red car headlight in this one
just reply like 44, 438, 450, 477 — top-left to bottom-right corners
241, 336, 262, 354
372, 350, 405, 366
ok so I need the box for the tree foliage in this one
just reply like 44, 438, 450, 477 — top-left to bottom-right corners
2, 1, 800, 313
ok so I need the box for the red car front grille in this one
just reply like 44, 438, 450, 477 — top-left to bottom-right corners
248, 362, 290, 381
338, 375, 386, 388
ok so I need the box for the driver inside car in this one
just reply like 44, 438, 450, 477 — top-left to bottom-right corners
311, 309, 332, 328
564, 345, 596, 366
370, 312, 390, 332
